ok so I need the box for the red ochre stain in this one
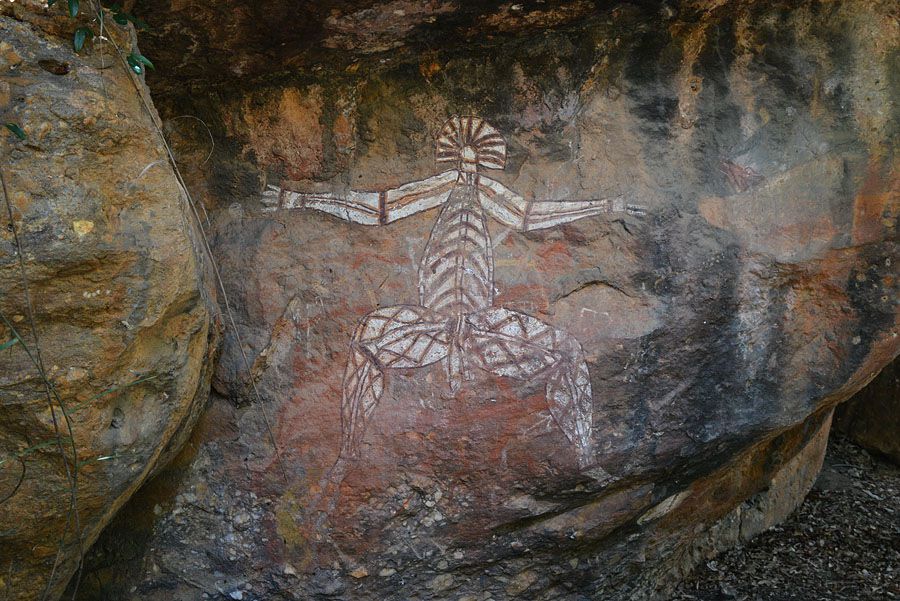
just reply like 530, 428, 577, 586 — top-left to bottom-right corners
852, 157, 896, 245
495, 282, 550, 310
535, 240, 575, 271
349, 251, 409, 270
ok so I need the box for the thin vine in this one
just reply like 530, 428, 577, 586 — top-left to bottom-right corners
0, 167, 82, 601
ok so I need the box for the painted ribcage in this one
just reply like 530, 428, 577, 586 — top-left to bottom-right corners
418, 183, 493, 318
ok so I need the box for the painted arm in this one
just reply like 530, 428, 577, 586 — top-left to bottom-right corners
261, 169, 459, 225
476, 175, 646, 231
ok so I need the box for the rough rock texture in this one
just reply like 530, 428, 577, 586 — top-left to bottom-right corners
0, 3, 217, 600
81, 0, 898, 600
834, 356, 900, 464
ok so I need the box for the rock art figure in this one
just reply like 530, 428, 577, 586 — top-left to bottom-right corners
263, 116, 644, 469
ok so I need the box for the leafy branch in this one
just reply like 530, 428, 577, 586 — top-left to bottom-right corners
47, 0, 152, 67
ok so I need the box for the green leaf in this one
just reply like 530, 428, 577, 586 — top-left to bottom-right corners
126, 53, 142, 74
113, 12, 128, 25
4, 123, 26, 140
67, 0, 79, 18
127, 51, 154, 74
0, 338, 20, 351
73, 26, 93, 52
48, 0, 57, 5
134, 53, 154, 70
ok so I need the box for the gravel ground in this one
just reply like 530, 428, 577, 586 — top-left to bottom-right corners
672, 433, 900, 601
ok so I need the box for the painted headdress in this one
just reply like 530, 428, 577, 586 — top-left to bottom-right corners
436, 116, 507, 171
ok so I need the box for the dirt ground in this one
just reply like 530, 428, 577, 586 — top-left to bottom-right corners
671, 433, 900, 601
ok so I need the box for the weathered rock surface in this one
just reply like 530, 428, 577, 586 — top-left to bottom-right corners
0, 3, 217, 600
80, 0, 898, 599
834, 356, 900, 464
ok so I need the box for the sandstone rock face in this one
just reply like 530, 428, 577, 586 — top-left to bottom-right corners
834, 357, 900, 464
82, 0, 897, 599
0, 4, 217, 600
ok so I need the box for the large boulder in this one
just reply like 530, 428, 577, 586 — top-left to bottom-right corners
0, 3, 217, 600
81, 0, 898, 599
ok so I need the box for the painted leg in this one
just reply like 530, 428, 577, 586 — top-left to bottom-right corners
340, 304, 452, 459
465, 307, 595, 467
339, 345, 384, 459
444, 316, 476, 392
314, 304, 451, 532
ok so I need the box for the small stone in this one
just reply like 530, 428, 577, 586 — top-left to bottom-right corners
228, 592, 243, 600
428, 573, 454, 591
437, 560, 448, 570
233, 511, 251, 530
350, 567, 368, 579
283, 564, 297, 576
719, 582, 737, 598
506, 570, 538, 596
378, 568, 396, 577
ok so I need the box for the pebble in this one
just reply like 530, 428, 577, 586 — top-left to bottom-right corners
506, 570, 538, 596
428, 573, 454, 591
233, 511, 251, 530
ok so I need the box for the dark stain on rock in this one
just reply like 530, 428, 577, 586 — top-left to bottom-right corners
844, 247, 898, 376
692, 15, 744, 197
624, 19, 680, 140
632, 96, 679, 132
757, 12, 814, 106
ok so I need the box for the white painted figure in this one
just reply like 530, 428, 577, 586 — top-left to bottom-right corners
263, 116, 644, 468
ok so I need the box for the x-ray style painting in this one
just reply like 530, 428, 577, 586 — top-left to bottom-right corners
263, 116, 643, 473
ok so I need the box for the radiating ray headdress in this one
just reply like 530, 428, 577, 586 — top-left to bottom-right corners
436, 116, 507, 171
